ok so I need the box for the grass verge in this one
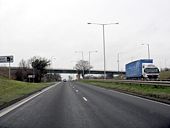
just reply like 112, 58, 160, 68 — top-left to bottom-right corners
80, 80, 170, 104
0, 77, 53, 109
160, 70, 170, 80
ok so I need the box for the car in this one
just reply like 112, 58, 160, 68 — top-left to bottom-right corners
63, 79, 67, 82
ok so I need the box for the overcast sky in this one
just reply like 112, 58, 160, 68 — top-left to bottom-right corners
1, 0, 170, 72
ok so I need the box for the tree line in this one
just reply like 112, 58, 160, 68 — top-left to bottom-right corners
15, 56, 61, 82
15, 56, 93, 82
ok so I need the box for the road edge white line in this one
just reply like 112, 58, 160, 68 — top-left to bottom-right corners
0, 82, 60, 118
108, 89, 170, 107
80, 82, 170, 107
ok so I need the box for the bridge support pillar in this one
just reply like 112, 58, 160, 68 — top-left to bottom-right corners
106, 73, 113, 79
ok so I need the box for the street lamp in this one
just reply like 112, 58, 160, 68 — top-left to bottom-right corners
50, 56, 56, 80
51, 56, 56, 69
141, 43, 150, 59
88, 22, 119, 79
89, 50, 97, 75
117, 53, 120, 72
75, 51, 84, 60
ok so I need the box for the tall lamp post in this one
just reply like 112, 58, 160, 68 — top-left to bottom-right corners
50, 56, 56, 80
141, 43, 150, 59
89, 50, 97, 75
75, 51, 84, 60
51, 56, 56, 69
117, 53, 120, 72
88, 22, 119, 79
117, 52, 124, 72
75, 51, 84, 78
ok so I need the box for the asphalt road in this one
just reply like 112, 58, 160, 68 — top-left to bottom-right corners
0, 82, 170, 128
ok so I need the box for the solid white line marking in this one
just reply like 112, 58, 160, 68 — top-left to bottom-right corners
73, 86, 74, 88
108, 89, 170, 107
85, 82, 170, 107
83, 97, 88, 102
0, 83, 60, 118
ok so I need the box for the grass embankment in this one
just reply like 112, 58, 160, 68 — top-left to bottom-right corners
0, 77, 52, 107
160, 71, 170, 80
81, 80, 170, 103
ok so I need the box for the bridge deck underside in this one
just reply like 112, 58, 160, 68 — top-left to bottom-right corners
47, 69, 125, 75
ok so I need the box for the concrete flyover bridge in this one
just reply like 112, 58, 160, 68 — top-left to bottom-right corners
46, 69, 125, 78
8, 67, 125, 79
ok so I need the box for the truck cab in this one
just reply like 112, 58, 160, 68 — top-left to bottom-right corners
142, 64, 159, 80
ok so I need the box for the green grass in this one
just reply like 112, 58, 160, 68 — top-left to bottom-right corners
0, 77, 52, 106
80, 80, 170, 101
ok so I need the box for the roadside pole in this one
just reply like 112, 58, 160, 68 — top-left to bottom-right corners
9, 61, 11, 79
0, 56, 14, 79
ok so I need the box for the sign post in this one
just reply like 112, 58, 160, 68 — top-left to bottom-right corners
28, 75, 35, 83
9, 61, 11, 79
0, 56, 14, 79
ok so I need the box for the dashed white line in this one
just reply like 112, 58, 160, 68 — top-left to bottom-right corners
83, 97, 88, 102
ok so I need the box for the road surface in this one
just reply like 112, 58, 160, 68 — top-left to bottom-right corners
0, 82, 170, 128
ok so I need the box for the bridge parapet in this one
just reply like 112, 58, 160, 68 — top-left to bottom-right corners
47, 69, 125, 75
9, 67, 125, 75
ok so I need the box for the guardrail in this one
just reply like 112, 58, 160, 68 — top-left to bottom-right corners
109, 80, 170, 87
93, 79, 170, 87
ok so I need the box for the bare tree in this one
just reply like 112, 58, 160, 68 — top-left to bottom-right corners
74, 60, 92, 79
19, 59, 30, 69
15, 59, 30, 81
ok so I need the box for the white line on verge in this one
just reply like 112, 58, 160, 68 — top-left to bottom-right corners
108, 89, 170, 107
83, 97, 88, 102
85, 82, 170, 107
0, 82, 60, 118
